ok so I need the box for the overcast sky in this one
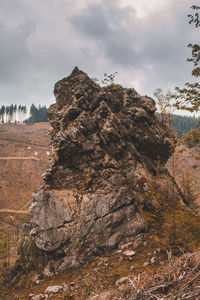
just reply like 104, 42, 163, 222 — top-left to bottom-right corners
0, 0, 199, 107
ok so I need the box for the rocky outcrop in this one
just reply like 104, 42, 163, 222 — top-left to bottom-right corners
30, 67, 175, 271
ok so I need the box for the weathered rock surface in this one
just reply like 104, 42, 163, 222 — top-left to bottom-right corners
45, 284, 70, 294
30, 67, 175, 271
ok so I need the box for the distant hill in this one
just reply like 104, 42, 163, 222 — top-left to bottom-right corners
171, 114, 199, 138
156, 113, 199, 138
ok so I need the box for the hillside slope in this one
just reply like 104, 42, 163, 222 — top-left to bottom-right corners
167, 146, 200, 208
0, 123, 50, 210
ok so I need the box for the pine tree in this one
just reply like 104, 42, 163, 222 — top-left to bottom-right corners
27, 104, 48, 123
9, 104, 14, 122
0, 106, 5, 123
13, 104, 17, 123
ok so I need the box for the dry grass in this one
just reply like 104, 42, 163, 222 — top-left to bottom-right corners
0, 123, 50, 299
0, 123, 50, 210
167, 145, 200, 209
1, 124, 200, 299
3, 231, 166, 300
89, 251, 200, 300
5, 235, 200, 300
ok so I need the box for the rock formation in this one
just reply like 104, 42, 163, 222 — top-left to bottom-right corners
30, 67, 175, 271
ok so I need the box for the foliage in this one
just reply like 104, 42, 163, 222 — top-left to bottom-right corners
0, 104, 26, 123
174, 5, 200, 113
171, 4, 200, 161
144, 178, 200, 253
0, 229, 13, 299
0, 104, 48, 124
92, 72, 119, 87
153, 90, 200, 138
170, 113, 199, 138
182, 123, 200, 148
0, 230, 11, 269
17, 234, 47, 271
101, 72, 118, 86
179, 119, 200, 159
25, 104, 48, 123
154, 88, 173, 125
181, 169, 199, 211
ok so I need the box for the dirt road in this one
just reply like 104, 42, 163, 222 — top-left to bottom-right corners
0, 209, 28, 214
0, 157, 39, 161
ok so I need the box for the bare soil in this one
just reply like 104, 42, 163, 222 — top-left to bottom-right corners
0, 123, 50, 211
1, 123, 199, 213
1, 124, 200, 299
166, 145, 200, 207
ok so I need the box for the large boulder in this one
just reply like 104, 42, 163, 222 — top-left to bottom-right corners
30, 67, 175, 271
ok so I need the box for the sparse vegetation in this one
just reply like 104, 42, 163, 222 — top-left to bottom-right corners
101, 72, 118, 86
1, 2, 200, 299
143, 177, 200, 253
92, 72, 122, 90
154, 88, 173, 126
17, 234, 47, 272
0, 123, 49, 210
89, 251, 200, 300
173, 5, 200, 161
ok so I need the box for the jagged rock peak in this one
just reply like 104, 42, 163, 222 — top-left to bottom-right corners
71, 66, 81, 75
30, 68, 175, 272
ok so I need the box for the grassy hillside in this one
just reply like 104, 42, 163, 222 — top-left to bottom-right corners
0, 123, 50, 299
1, 123, 200, 299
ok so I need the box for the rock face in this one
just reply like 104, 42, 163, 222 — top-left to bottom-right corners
30, 67, 174, 271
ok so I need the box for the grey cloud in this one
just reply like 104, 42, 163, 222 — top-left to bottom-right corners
70, 3, 109, 38
0, 21, 35, 82
69, 0, 197, 94
70, 0, 138, 65
0, 0, 198, 107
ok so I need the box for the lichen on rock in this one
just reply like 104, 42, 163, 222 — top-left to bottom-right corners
29, 67, 175, 271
